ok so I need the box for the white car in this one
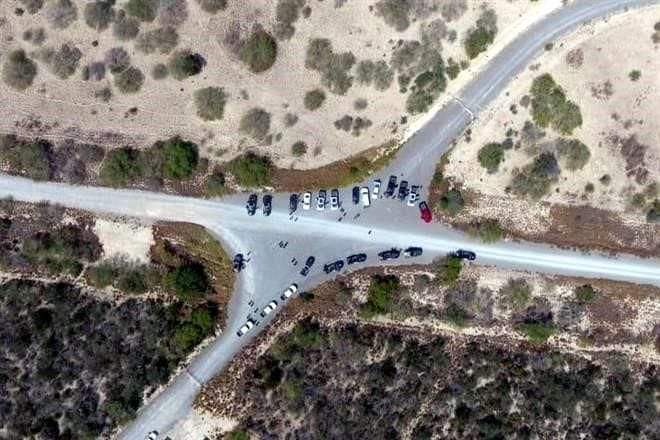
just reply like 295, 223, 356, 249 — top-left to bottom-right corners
281, 283, 299, 300
407, 186, 419, 207
260, 300, 278, 317
236, 319, 255, 337
302, 191, 312, 210
372, 179, 381, 199
145, 431, 158, 440
360, 187, 371, 207
316, 190, 326, 211
330, 189, 339, 210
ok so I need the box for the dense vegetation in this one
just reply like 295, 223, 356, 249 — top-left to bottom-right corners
226, 320, 658, 439
530, 74, 583, 135
464, 9, 498, 59
226, 152, 272, 187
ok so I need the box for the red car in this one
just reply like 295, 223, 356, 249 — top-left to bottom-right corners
419, 201, 432, 223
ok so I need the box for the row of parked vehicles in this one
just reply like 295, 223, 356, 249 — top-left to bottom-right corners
236, 283, 298, 337
323, 246, 423, 274
246, 194, 272, 216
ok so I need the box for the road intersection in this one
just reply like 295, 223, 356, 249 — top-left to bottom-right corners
0, 1, 658, 438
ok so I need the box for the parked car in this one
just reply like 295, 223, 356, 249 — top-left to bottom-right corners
302, 191, 312, 210
378, 248, 401, 261
260, 300, 278, 317
360, 187, 371, 207
407, 186, 419, 207
453, 249, 476, 261
323, 260, 344, 274
347, 253, 367, 264
372, 179, 381, 199
281, 283, 298, 300
289, 193, 298, 213
300, 256, 315, 276
352, 186, 360, 204
316, 190, 326, 211
232, 253, 244, 272
246, 194, 257, 216
403, 247, 423, 257
330, 189, 339, 210
419, 201, 432, 223
263, 194, 272, 216
385, 175, 398, 197
145, 431, 159, 440
398, 180, 409, 201
236, 319, 255, 337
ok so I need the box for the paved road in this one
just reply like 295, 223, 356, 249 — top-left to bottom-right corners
0, 1, 658, 438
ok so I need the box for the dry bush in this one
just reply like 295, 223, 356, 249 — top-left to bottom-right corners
19, 0, 44, 13
113, 10, 140, 40
84, 0, 116, 31
291, 141, 307, 157
565, 48, 584, 69
275, 0, 304, 40
114, 66, 144, 94
240, 30, 278, 73
304, 89, 325, 110
151, 63, 169, 80
104, 47, 130, 73
38, 44, 82, 79
440, 0, 467, 22
136, 27, 179, 54
2, 50, 38, 90
22, 27, 47, 46
45, 0, 78, 29
283, 113, 298, 127
305, 38, 355, 95
168, 50, 206, 80
194, 87, 227, 121
158, 0, 188, 27
195, 0, 226, 14
239, 108, 271, 141
374, 0, 411, 32
125, 0, 158, 21
82, 62, 106, 81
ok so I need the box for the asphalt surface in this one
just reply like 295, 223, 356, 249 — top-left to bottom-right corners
0, 1, 658, 438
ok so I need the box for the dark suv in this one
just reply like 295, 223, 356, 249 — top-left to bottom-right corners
323, 260, 344, 274
398, 180, 409, 201
289, 194, 298, 214
352, 186, 360, 204
246, 194, 257, 216
232, 253, 244, 272
385, 175, 398, 198
263, 194, 272, 216
378, 248, 401, 261
346, 253, 367, 265
403, 247, 423, 257
300, 256, 315, 276
453, 250, 476, 261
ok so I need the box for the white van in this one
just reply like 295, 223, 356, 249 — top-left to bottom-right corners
360, 187, 371, 207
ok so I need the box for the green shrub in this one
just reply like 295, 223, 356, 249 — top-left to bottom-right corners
360, 275, 400, 318
117, 268, 148, 294
406, 61, 446, 114
113, 10, 140, 40
556, 138, 590, 170
226, 430, 250, 440
305, 38, 355, 95
194, 87, 227, 121
84, 262, 116, 287
227, 152, 272, 187
464, 9, 497, 59
195, 0, 227, 14
136, 26, 179, 54
240, 30, 277, 73
474, 219, 503, 243
510, 152, 559, 199
0, 139, 52, 180
435, 256, 462, 286
628, 70, 641, 81
124, 0, 158, 21
173, 322, 204, 351
164, 263, 209, 301
304, 89, 326, 110
444, 302, 469, 327
114, 66, 144, 93
574, 284, 598, 303
168, 49, 205, 80
159, 137, 199, 179
478, 142, 505, 173
516, 321, 555, 343
291, 141, 307, 157
84, 0, 116, 31
2, 49, 38, 90
530, 73, 582, 135
239, 108, 271, 141
45, 0, 78, 29
100, 147, 143, 186
499, 278, 531, 311
438, 188, 464, 215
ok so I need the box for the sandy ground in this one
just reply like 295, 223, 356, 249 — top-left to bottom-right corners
0, 0, 544, 169
93, 218, 153, 262
443, 5, 660, 228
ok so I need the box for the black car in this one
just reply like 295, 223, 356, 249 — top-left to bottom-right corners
346, 253, 367, 265
385, 175, 398, 198
454, 249, 476, 261
232, 253, 244, 272
323, 260, 344, 274
263, 194, 272, 216
289, 193, 298, 213
352, 186, 360, 204
378, 248, 401, 261
403, 247, 423, 257
300, 256, 315, 276
246, 194, 257, 216
398, 180, 409, 201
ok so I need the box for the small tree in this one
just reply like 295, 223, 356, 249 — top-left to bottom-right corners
478, 142, 504, 173
99, 147, 143, 186
227, 152, 272, 187
165, 263, 209, 301
435, 256, 462, 286
194, 87, 226, 121
114, 66, 144, 93
304, 89, 326, 110
240, 30, 277, 73
291, 141, 307, 157
438, 189, 464, 215
239, 108, 271, 141
168, 50, 205, 80
2, 49, 38, 90
161, 137, 199, 180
